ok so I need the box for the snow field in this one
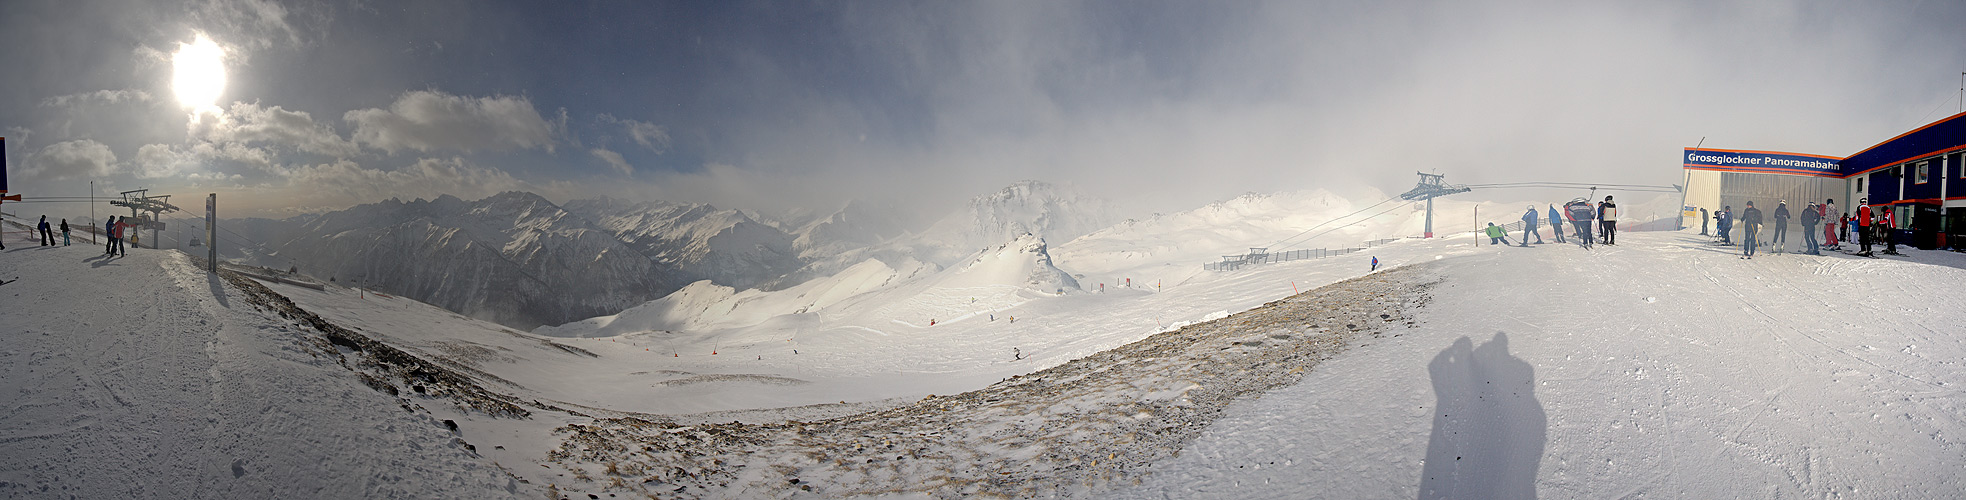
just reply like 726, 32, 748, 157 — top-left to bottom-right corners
1120, 230, 1966, 498
0, 246, 522, 499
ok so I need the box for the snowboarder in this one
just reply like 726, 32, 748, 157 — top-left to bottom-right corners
1598, 196, 1618, 245
1371, 256, 1380, 271
1856, 199, 1873, 256
59, 219, 69, 246
1800, 202, 1821, 255
1564, 199, 1595, 247
1700, 207, 1710, 236
1770, 200, 1790, 253
1520, 205, 1542, 245
38, 216, 53, 246
1740, 201, 1763, 258
1716, 206, 1733, 245
1484, 222, 1511, 246
1882, 207, 1901, 255
1546, 204, 1565, 243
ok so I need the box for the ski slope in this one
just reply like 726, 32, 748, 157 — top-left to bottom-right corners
1120, 230, 1966, 498
0, 242, 520, 499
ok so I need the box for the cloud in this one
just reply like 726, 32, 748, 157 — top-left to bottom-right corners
280, 157, 525, 204
186, 0, 309, 52
40, 90, 154, 107
597, 114, 671, 153
590, 148, 633, 176
131, 142, 277, 179
25, 140, 118, 179
345, 91, 556, 154
190, 101, 358, 156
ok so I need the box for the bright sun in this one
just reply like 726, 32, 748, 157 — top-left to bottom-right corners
171, 33, 226, 111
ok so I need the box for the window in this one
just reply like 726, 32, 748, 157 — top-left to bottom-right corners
1857, 177, 1865, 192
1916, 161, 1930, 184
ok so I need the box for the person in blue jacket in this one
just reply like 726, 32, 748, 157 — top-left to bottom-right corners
1546, 205, 1565, 243
1519, 205, 1542, 246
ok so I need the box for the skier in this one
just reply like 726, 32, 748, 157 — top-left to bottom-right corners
1882, 207, 1901, 255
1598, 195, 1618, 245
1484, 222, 1511, 246
1520, 205, 1542, 245
1740, 201, 1764, 258
1800, 202, 1821, 255
1823, 199, 1839, 249
1371, 256, 1379, 271
1546, 204, 1565, 243
1700, 207, 1710, 236
1565, 199, 1596, 247
112, 217, 129, 256
1716, 206, 1733, 245
38, 216, 53, 246
59, 219, 70, 246
1770, 200, 1790, 253
1856, 199, 1873, 256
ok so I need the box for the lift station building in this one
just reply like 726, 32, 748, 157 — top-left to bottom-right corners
1683, 110, 1966, 249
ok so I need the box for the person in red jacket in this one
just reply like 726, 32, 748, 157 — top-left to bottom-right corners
1881, 206, 1901, 255
1856, 199, 1873, 256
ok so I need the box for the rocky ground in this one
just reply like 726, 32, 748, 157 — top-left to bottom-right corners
542, 264, 1441, 499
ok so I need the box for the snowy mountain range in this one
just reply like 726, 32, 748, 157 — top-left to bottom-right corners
223, 180, 1122, 330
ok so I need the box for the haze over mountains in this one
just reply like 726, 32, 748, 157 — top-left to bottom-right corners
218, 180, 1123, 329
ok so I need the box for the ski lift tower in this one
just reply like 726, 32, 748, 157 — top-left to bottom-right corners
109, 189, 180, 249
1399, 172, 1469, 238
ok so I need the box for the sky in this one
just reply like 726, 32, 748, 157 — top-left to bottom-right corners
2, 0, 1964, 220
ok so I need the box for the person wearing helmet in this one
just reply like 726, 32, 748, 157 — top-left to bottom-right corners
1856, 198, 1873, 256
1519, 205, 1543, 246
1740, 200, 1764, 258
1564, 199, 1595, 247
1771, 200, 1790, 253
1800, 201, 1822, 255
1715, 206, 1733, 245
1598, 195, 1618, 245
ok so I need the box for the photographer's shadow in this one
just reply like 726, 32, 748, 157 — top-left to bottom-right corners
1418, 332, 1547, 499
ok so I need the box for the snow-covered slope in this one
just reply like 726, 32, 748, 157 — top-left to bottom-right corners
265, 192, 666, 329
0, 243, 523, 498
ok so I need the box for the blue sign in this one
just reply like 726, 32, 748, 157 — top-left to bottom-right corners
1683, 148, 1843, 177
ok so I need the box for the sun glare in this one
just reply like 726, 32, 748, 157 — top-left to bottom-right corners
172, 33, 227, 112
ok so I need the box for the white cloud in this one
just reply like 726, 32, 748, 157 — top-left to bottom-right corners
190, 101, 358, 156
26, 140, 118, 179
590, 148, 633, 176
280, 157, 525, 204
188, 0, 306, 52
40, 90, 154, 107
132, 142, 277, 179
344, 91, 556, 154
598, 113, 671, 153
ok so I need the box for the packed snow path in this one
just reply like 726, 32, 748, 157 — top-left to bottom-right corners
0, 245, 520, 498
544, 265, 1436, 498
1121, 231, 1966, 498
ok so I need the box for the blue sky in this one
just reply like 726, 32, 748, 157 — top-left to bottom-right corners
3, 0, 1964, 218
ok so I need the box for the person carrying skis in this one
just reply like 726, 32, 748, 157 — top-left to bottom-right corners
1716, 206, 1733, 245
38, 216, 53, 246
1800, 202, 1822, 255
1856, 199, 1873, 256
1520, 205, 1542, 245
1547, 204, 1565, 243
1741, 201, 1764, 258
1771, 200, 1790, 253
59, 219, 70, 246
1823, 199, 1838, 249
1564, 199, 1596, 247
1598, 195, 1619, 245
1484, 222, 1512, 246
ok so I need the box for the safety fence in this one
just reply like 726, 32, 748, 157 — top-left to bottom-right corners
1204, 237, 1411, 271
